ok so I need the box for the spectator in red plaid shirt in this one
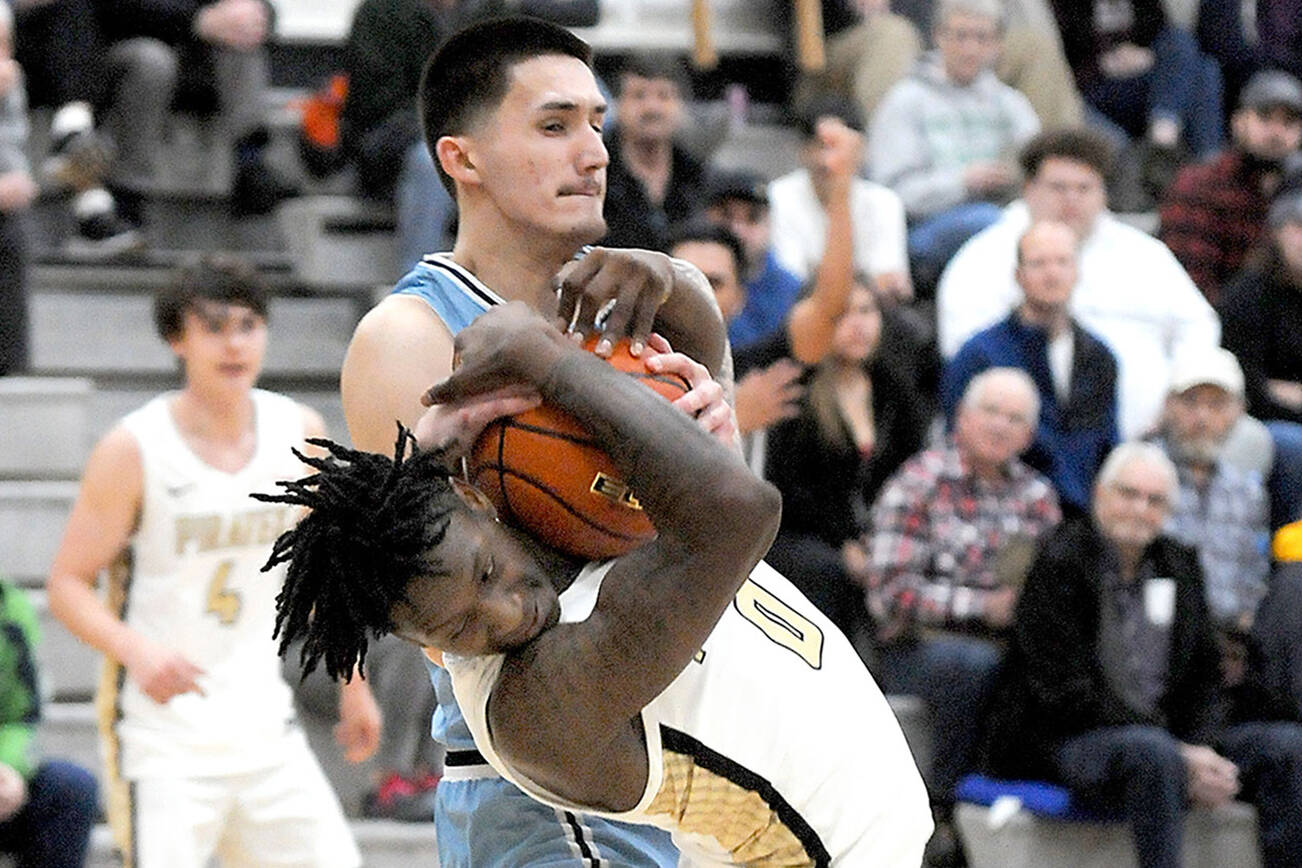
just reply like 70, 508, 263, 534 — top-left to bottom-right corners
1158, 71, 1302, 306
862, 366, 1060, 849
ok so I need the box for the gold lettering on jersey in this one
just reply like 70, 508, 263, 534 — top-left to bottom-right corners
175, 507, 294, 555
693, 649, 706, 664
590, 473, 644, 511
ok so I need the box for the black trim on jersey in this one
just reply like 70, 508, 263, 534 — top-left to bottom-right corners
659, 725, 831, 867
562, 810, 602, 867
421, 255, 503, 310
444, 749, 488, 767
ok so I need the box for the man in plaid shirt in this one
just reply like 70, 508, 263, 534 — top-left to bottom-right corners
862, 367, 1060, 851
1158, 70, 1302, 306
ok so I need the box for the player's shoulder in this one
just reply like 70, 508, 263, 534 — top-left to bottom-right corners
80, 421, 145, 497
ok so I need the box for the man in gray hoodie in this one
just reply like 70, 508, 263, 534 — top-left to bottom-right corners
869, 0, 1040, 296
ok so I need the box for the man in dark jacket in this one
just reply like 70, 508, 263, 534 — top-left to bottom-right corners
601, 53, 705, 251
986, 442, 1302, 868
942, 220, 1118, 515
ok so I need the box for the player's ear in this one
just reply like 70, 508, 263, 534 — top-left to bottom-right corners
435, 135, 479, 186
451, 477, 498, 520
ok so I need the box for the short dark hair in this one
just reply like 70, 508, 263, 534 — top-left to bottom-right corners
1018, 128, 1114, 181
794, 95, 865, 138
153, 253, 269, 341
419, 16, 593, 197
255, 428, 464, 681
616, 52, 690, 98
666, 219, 746, 280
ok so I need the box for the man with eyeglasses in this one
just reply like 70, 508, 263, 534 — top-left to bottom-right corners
984, 441, 1302, 868
869, 0, 1040, 296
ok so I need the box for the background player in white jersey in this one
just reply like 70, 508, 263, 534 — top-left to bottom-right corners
265, 302, 933, 867
46, 254, 376, 868
341, 16, 732, 867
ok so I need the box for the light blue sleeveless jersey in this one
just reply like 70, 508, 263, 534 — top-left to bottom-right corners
393, 255, 678, 867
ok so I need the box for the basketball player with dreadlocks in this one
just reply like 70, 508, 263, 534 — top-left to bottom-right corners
45, 255, 369, 868
339, 15, 735, 868
264, 301, 932, 866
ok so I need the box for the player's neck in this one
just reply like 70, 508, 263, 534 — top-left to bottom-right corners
452, 217, 582, 310
172, 382, 256, 444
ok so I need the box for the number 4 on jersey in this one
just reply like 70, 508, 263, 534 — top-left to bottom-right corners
206, 560, 242, 625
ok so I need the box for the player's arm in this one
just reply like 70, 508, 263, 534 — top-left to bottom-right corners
298, 403, 383, 762
341, 294, 456, 454
427, 304, 781, 810
47, 427, 206, 703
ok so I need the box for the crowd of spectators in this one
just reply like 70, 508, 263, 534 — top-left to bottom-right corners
3, 1, 1302, 865
581, 9, 1302, 864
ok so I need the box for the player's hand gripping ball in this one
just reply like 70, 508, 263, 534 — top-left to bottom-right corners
468, 337, 689, 559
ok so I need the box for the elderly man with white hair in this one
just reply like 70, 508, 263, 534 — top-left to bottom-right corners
985, 442, 1302, 868
864, 367, 1060, 855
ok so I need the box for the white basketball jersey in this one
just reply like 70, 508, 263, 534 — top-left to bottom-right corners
100, 390, 304, 779
448, 560, 932, 867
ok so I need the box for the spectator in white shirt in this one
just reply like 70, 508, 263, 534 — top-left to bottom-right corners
768, 97, 912, 303
936, 128, 1219, 438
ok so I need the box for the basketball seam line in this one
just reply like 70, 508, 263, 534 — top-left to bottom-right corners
470, 465, 646, 542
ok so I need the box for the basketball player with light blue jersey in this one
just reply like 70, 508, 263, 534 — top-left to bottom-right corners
339, 17, 734, 867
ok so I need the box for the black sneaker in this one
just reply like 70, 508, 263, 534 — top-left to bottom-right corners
230, 159, 299, 217
42, 128, 115, 191
65, 209, 144, 259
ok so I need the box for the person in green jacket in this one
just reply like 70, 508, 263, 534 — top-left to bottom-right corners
0, 579, 97, 867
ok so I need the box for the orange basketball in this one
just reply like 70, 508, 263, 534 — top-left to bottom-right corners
468, 337, 691, 559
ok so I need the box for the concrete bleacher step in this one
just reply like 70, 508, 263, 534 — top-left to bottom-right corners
277, 195, 399, 289
0, 480, 78, 587
886, 693, 933, 782
0, 377, 93, 479
28, 289, 357, 378
956, 801, 1261, 868
82, 819, 440, 868
30, 590, 100, 702
708, 122, 804, 182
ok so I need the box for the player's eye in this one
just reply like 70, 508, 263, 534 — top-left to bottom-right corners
480, 556, 495, 585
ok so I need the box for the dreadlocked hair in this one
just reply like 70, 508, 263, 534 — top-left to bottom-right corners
253, 425, 461, 682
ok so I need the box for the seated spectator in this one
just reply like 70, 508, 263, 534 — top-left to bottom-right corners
91, 0, 299, 217
763, 282, 929, 640
1151, 349, 1270, 632
938, 128, 1219, 438
0, 4, 35, 376
984, 442, 1302, 868
804, 0, 1083, 133
943, 221, 1119, 514
1048, 0, 1224, 175
1159, 70, 1302, 305
865, 367, 1061, 850
770, 101, 912, 301
869, 0, 1041, 295
1221, 189, 1302, 529
0, 578, 98, 867
1175, 0, 1264, 109
12, 0, 139, 251
340, 0, 458, 274
701, 171, 803, 351
1222, 189, 1302, 427
601, 53, 704, 251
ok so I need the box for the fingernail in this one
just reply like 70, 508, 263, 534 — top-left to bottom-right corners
596, 338, 612, 355
570, 331, 584, 344
630, 341, 644, 356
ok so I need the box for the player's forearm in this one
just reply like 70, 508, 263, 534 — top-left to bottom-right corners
653, 259, 728, 377
47, 572, 146, 667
